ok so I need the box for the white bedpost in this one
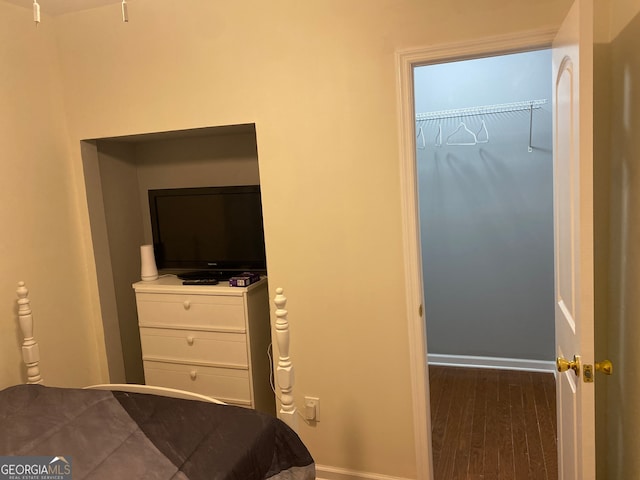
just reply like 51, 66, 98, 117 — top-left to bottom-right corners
16, 281, 42, 384
274, 287, 298, 431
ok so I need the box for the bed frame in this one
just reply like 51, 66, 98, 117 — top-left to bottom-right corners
16, 281, 42, 385
16, 280, 299, 431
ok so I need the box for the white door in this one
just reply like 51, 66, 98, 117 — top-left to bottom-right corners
552, 0, 596, 479
396, 2, 603, 478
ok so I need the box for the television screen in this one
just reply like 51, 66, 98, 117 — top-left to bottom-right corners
149, 185, 266, 276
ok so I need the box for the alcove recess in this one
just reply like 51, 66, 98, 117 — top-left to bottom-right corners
81, 123, 260, 384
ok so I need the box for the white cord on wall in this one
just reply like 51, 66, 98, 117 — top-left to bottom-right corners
122, 0, 129, 22
267, 343, 311, 425
30, 0, 131, 25
33, 0, 40, 25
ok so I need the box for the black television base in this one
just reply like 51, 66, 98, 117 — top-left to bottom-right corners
177, 271, 232, 281
176, 270, 261, 282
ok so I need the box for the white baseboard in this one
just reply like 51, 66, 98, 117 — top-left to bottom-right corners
427, 353, 556, 373
316, 464, 413, 480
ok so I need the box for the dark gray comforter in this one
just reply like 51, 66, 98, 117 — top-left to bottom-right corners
0, 385, 314, 480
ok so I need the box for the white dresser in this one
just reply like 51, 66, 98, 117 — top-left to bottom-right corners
133, 276, 275, 414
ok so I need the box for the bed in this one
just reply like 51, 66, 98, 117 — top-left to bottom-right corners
2, 281, 314, 480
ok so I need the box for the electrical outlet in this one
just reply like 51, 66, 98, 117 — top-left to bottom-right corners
304, 396, 320, 422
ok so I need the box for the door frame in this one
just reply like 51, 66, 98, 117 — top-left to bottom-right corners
395, 27, 560, 480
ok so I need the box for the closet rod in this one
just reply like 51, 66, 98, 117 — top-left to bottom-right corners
416, 99, 547, 121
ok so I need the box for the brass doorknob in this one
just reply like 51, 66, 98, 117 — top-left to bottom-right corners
595, 359, 613, 375
556, 355, 580, 376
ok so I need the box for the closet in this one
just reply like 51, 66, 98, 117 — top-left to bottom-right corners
81, 124, 261, 384
414, 49, 555, 370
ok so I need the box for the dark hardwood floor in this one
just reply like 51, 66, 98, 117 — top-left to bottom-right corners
429, 365, 557, 480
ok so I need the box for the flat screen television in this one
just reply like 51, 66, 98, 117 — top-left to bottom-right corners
148, 185, 267, 279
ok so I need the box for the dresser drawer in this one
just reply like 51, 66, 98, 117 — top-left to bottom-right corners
136, 293, 246, 331
140, 327, 248, 367
143, 360, 252, 406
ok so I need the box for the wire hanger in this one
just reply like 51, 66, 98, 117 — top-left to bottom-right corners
476, 119, 489, 144
416, 126, 426, 149
435, 124, 442, 147
446, 121, 478, 146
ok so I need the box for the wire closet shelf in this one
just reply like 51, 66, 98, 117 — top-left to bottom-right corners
415, 99, 547, 121
415, 99, 547, 151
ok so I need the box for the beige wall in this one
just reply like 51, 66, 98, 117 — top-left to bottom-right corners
2, 0, 581, 477
610, 0, 640, 38
0, 3, 106, 388
593, 41, 612, 480
134, 130, 260, 242
607, 4, 640, 478
95, 141, 144, 383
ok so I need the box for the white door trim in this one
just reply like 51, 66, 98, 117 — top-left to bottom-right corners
395, 27, 560, 480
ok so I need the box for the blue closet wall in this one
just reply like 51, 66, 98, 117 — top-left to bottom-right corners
415, 49, 554, 362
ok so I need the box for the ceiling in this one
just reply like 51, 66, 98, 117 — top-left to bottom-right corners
4, 0, 121, 16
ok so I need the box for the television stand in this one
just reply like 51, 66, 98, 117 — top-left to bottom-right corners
132, 276, 275, 413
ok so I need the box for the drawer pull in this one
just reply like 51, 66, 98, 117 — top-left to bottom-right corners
183, 300, 191, 310
186, 335, 195, 346
190, 370, 197, 380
